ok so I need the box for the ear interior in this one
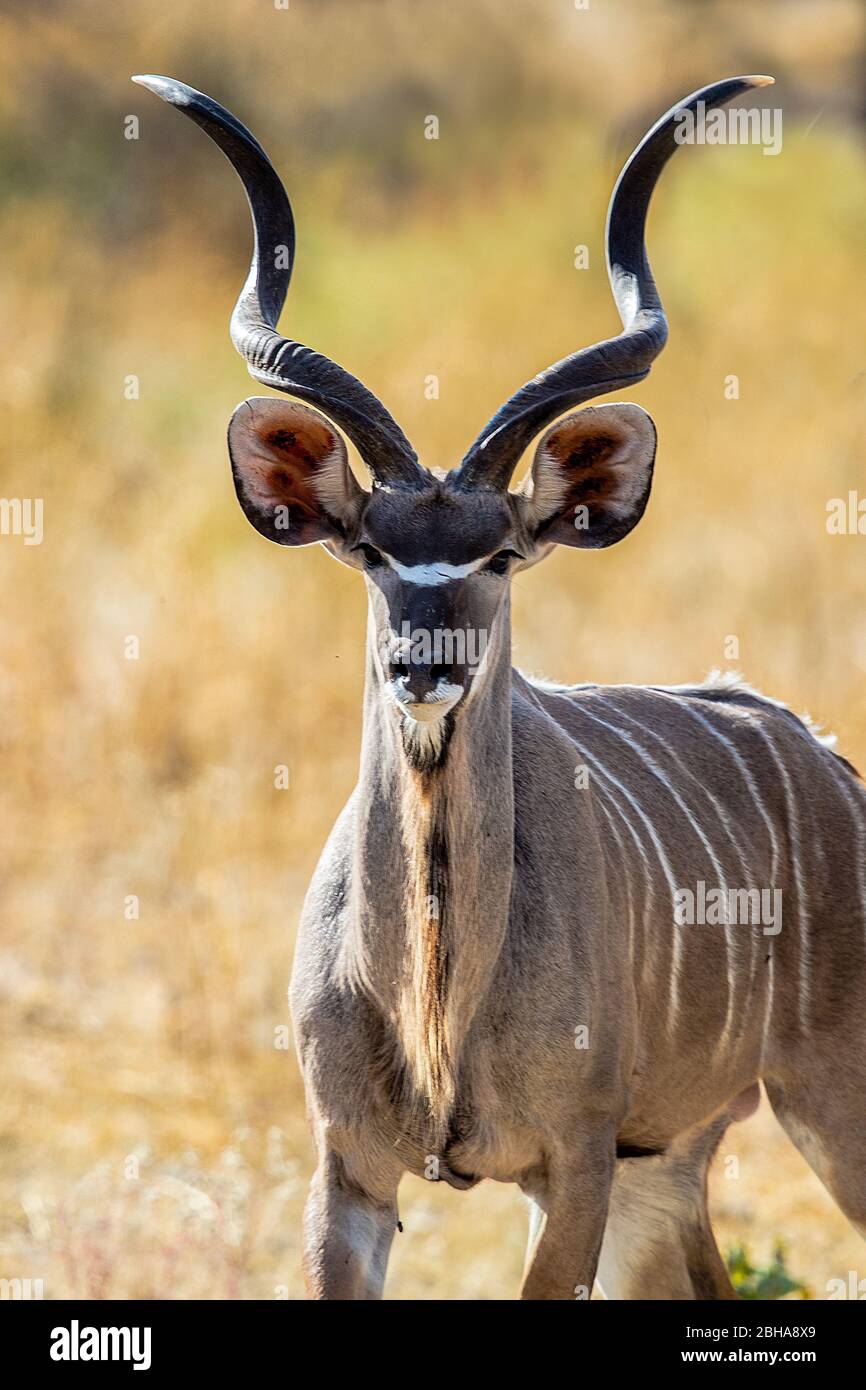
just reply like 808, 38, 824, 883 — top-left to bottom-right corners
227, 397, 365, 546
521, 403, 657, 549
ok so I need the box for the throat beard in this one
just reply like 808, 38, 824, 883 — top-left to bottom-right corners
399, 711, 455, 773
397, 752, 454, 1137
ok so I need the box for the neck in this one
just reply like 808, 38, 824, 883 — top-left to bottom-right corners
348, 599, 515, 1139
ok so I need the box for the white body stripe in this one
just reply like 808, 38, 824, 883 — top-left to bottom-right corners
567, 726, 682, 1026
579, 701, 740, 1051
751, 723, 811, 1034
658, 692, 782, 885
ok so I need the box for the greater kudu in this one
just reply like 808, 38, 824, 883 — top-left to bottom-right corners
137, 73, 866, 1299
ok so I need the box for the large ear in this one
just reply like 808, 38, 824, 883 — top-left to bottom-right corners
519, 403, 657, 549
227, 397, 366, 546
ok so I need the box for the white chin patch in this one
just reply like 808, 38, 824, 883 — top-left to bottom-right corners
387, 679, 464, 724
387, 681, 464, 769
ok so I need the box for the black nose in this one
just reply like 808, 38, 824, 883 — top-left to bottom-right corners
390, 659, 453, 699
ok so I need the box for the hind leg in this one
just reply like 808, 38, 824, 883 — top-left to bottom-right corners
765, 1069, 866, 1243
597, 1117, 737, 1299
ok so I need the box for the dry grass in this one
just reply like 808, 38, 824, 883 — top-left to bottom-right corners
0, 0, 865, 1299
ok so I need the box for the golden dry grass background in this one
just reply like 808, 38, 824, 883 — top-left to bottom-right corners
1, 0, 865, 1298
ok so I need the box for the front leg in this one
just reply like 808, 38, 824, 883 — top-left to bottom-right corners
521, 1131, 615, 1300
302, 1150, 400, 1300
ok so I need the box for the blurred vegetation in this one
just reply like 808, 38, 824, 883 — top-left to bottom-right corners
0, 0, 864, 1297
727, 1242, 810, 1300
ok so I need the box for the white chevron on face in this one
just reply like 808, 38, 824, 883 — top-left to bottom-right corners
386, 556, 486, 585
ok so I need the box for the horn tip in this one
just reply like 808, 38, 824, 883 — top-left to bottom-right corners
131, 74, 193, 106
745, 74, 775, 87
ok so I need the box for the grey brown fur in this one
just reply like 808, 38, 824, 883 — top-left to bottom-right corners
139, 71, 866, 1299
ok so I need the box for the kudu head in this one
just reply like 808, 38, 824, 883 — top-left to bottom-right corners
135, 73, 771, 765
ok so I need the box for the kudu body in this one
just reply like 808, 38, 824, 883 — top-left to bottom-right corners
138, 73, 866, 1299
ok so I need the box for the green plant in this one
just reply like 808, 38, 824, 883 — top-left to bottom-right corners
726, 1243, 810, 1300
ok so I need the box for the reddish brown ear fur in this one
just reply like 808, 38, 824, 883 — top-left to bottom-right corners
522, 403, 657, 549
227, 397, 364, 546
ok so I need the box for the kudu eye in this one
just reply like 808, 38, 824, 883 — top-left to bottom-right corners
358, 543, 384, 569
486, 550, 520, 576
